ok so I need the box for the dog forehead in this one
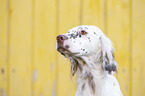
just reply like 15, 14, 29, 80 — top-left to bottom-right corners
67, 25, 100, 34
67, 27, 78, 34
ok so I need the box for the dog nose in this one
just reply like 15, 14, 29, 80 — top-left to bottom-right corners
57, 35, 67, 42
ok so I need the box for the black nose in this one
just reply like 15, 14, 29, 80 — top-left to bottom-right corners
57, 35, 68, 42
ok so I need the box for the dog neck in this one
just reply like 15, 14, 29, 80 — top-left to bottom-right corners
75, 54, 107, 94
78, 54, 106, 78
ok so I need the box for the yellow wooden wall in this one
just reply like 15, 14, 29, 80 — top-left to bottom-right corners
0, 0, 145, 96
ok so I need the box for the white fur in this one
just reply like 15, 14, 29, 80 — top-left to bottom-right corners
56, 25, 123, 96
75, 56, 123, 96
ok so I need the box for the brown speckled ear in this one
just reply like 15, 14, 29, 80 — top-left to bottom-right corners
100, 35, 117, 74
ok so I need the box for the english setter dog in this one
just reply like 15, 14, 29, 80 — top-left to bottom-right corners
56, 25, 123, 96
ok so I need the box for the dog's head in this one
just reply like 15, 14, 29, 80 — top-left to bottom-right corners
56, 25, 117, 75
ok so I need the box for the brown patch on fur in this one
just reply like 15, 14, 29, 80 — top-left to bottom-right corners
71, 57, 96, 93
70, 58, 83, 76
76, 57, 86, 66
111, 51, 114, 58
102, 52, 117, 74
82, 83, 85, 91
105, 52, 109, 64
90, 81, 95, 94
88, 73, 95, 94
81, 72, 96, 94
70, 56, 87, 76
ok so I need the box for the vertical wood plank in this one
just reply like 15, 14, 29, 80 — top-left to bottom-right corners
132, 0, 145, 95
57, 0, 80, 96
9, 0, 32, 95
81, 0, 105, 31
0, 0, 8, 96
33, 0, 57, 96
106, 0, 131, 96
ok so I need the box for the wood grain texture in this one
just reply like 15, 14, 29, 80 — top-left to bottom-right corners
106, 0, 131, 96
81, 0, 106, 31
33, 0, 57, 96
132, 0, 145, 95
57, 0, 81, 96
8, 0, 32, 95
0, 0, 145, 96
0, 0, 8, 96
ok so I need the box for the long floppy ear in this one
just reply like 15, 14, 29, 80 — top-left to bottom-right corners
100, 35, 117, 74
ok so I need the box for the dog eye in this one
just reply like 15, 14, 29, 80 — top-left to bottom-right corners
81, 30, 87, 35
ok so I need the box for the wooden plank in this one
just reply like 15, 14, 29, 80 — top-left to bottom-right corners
81, 0, 105, 31
0, 0, 8, 96
106, 0, 131, 96
9, 0, 32, 95
33, 0, 57, 96
57, 0, 80, 96
132, 0, 145, 96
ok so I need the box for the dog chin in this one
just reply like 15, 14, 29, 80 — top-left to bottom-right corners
63, 53, 71, 58
57, 47, 81, 58
57, 47, 71, 57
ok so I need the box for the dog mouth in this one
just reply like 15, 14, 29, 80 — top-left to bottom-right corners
57, 47, 70, 55
57, 47, 79, 57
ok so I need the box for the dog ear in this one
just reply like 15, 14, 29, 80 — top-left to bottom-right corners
100, 35, 117, 74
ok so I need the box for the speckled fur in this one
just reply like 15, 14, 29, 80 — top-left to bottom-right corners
56, 25, 123, 96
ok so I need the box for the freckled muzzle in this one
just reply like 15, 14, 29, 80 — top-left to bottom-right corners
56, 35, 70, 56
56, 35, 79, 57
